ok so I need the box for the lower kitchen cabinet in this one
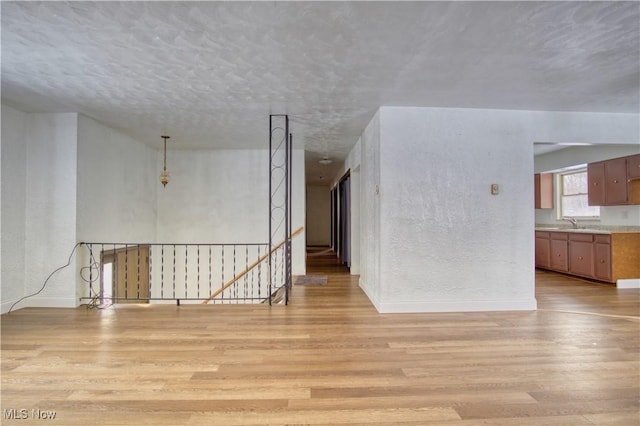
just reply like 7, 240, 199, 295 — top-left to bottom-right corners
594, 237, 612, 281
535, 232, 550, 269
535, 230, 640, 283
568, 236, 594, 278
550, 235, 568, 272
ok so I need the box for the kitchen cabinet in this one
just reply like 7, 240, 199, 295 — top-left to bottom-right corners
549, 233, 568, 272
588, 154, 640, 206
604, 157, 628, 205
568, 234, 593, 278
535, 230, 640, 283
535, 231, 550, 269
534, 173, 554, 209
594, 235, 612, 282
587, 162, 605, 206
628, 154, 640, 180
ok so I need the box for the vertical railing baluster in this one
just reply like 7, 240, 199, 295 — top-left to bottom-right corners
221, 245, 225, 303
87, 244, 94, 300
113, 244, 117, 301
208, 245, 212, 303
137, 244, 141, 300
197, 245, 201, 300
185, 245, 188, 300
161, 244, 165, 300
272, 246, 277, 295
257, 245, 262, 301
245, 245, 249, 302
124, 244, 128, 301
100, 244, 104, 303
233, 244, 237, 303
172, 244, 176, 300
149, 246, 153, 301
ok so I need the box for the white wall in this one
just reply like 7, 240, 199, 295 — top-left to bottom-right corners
534, 144, 640, 227
354, 107, 638, 313
293, 150, 307, 274
158, 149, 269, 243
534, 145, 640, 174
378, 107, 536, 313
2, 108, 80, 312
1, 106, 28, 313
156, 148, 306, 277
306, 185, 331, 246
350, 166, 361, 275
0, 110, 2, 312
24, 113, 79, 309
77, 115, 158, 243
358, 113, 381, 307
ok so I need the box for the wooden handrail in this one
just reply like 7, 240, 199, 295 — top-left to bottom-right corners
202, 227, 304, 304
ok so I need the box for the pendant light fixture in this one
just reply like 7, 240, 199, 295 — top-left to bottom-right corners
160, 135, 171, 187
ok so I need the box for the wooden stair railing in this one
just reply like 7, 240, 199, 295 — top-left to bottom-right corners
202, 227, 304, 304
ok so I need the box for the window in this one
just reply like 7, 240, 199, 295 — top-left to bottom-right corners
559, 169, 599, 219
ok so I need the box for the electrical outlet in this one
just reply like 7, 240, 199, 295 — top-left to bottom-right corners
491, 184, 499, 195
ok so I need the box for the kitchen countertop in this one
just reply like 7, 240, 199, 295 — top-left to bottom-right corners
535, 225, 640, 235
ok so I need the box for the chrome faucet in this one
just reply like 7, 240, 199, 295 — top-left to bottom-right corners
563, 217, 578, 229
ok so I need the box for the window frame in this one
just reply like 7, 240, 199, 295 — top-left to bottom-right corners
557, 169, 600, 220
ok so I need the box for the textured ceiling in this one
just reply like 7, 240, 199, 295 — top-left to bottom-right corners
2, 1, 639, 185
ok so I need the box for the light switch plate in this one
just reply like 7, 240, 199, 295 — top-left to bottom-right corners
491, 184, 499, 195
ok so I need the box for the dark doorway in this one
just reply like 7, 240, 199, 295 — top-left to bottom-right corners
332, 172, 351, 269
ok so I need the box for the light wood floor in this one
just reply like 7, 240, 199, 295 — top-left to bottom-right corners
2, 249, 639, 425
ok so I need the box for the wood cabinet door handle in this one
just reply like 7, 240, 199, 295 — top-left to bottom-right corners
578, 256, 583, 260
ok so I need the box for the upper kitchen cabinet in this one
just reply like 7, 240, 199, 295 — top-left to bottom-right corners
604, 157, 629, 204
587, 162, 605, 206
588, 154, 640, 206
534, 173, 554, 209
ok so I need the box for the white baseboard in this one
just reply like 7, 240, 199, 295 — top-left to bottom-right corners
357, 278, 537, 313
1, 300, 17, 315
376, 298, 538, 314
1, 297, 79, 314
617, 279, 640, 289
358, 278, 381, 311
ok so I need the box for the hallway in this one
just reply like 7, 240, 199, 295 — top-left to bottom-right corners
305, 246, 351, 275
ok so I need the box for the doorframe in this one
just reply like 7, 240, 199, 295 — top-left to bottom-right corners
100, 245, 150, 304
332, 170, 352, 269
